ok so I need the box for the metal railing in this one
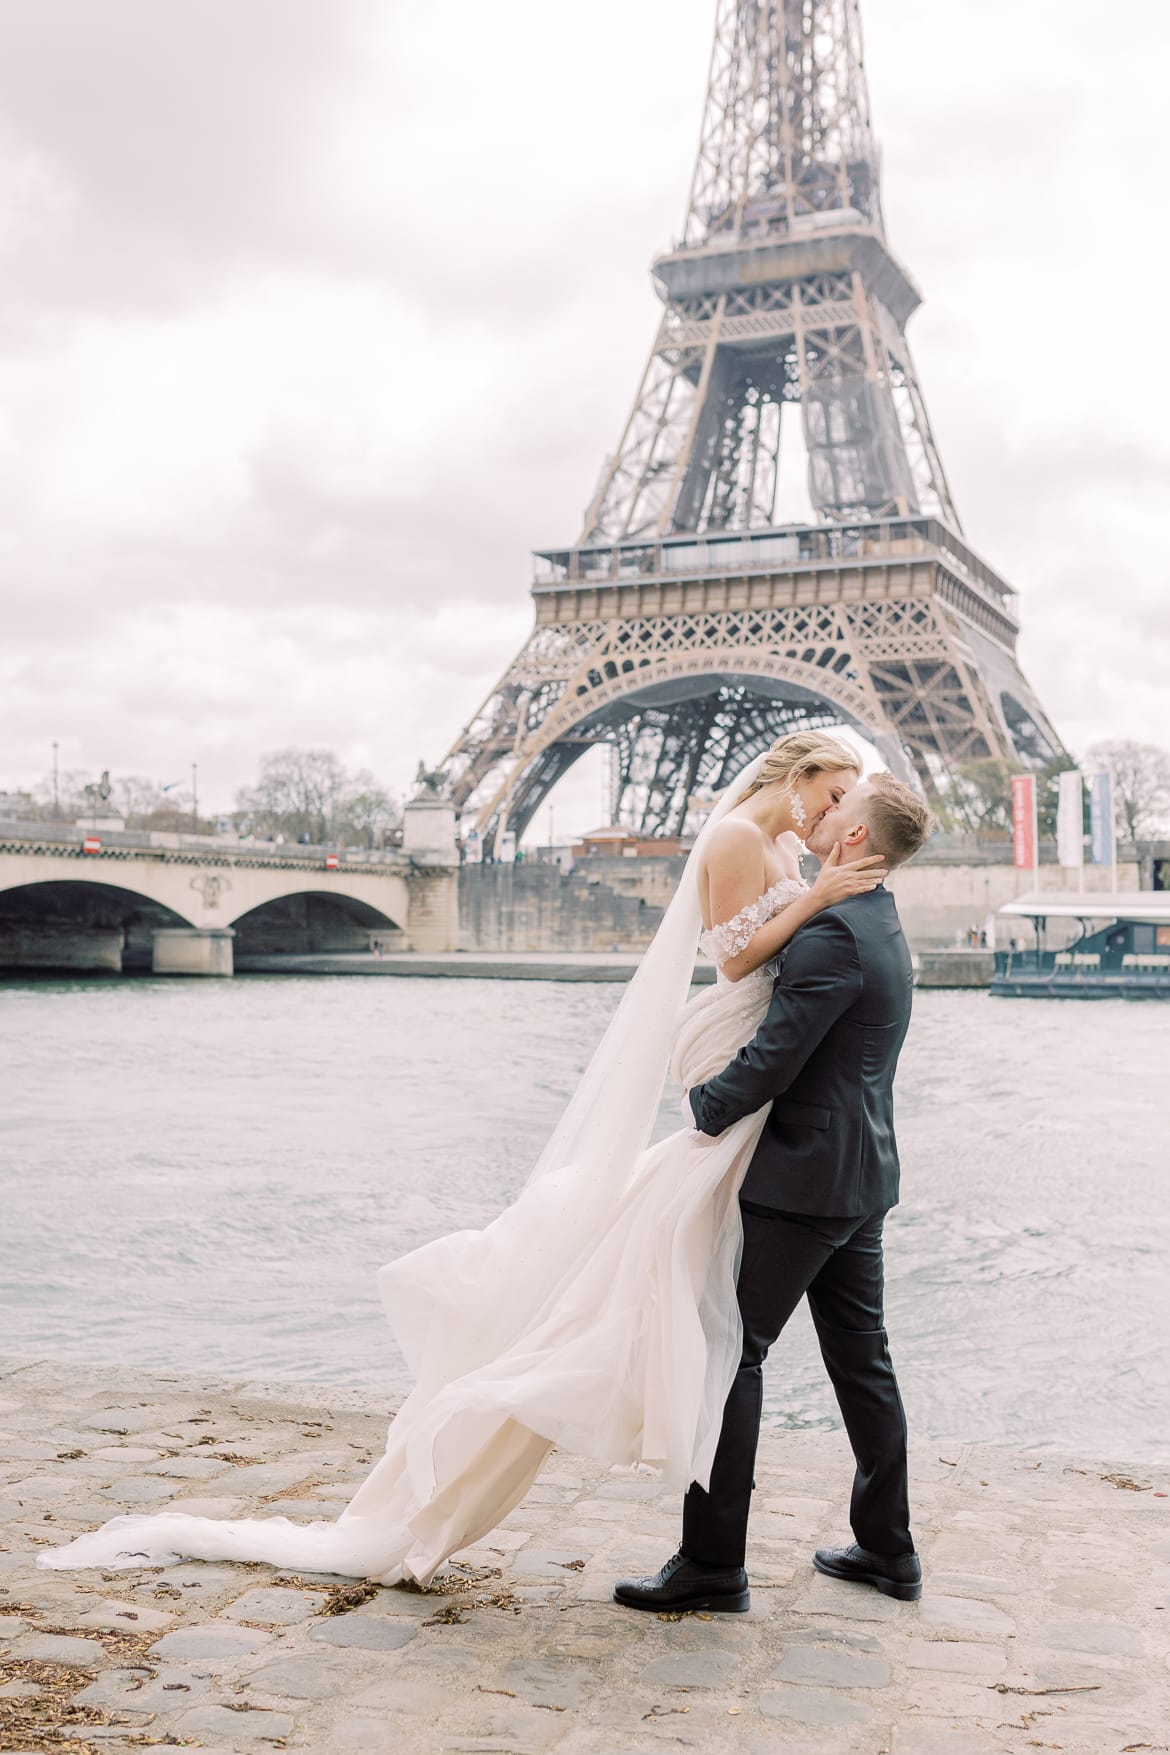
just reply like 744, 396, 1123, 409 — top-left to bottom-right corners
533, 517, 1017, 613
993, 947, 1170, 988
0, 819, 407, 867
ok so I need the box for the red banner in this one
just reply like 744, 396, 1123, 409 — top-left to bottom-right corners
1011, 775, 1036, 870
82, 835, 101, 855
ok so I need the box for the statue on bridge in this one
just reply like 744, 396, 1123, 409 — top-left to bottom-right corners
412, 761, 449, 802
82, 770, 113, 813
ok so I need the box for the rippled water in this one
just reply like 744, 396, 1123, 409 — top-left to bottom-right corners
0, 976, 1165, 1462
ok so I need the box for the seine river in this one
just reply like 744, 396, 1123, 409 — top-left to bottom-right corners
1, 976, 1165, 1464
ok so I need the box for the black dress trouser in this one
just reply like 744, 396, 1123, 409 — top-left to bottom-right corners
681, 1202, 912, 1567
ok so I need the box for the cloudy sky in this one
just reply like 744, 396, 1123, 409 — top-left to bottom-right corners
1, 0, 1166, 836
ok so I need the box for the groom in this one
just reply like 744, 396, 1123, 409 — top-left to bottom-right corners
615, 773, 934, 1614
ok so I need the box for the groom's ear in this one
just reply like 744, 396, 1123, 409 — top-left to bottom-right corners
842, 820, 869, 848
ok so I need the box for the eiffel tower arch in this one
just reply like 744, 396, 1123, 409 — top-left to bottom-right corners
439, 0, 1063, 845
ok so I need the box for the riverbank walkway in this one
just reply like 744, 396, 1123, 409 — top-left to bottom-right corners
234, 950, 986, 988
1, 1357, 1164, 1753
236, 951, 683, 982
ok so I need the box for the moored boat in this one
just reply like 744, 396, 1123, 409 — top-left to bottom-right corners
991, 892, 1170, 998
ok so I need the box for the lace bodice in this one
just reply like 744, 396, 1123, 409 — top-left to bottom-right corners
699, 875, 808, 969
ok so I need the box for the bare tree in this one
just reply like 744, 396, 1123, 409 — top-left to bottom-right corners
934, 758, 1013, 834
934, 756, 1076, 839
1084, 740, 1170, 843
27, 768, 210, 831
31, 769, 101, 821
115, 774, 169, 822
235, 749, 399, 847
334, 772, 401, 849
236, 749, 345, 843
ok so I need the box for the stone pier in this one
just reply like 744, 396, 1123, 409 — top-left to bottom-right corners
0, 925, 124, 974
150, 928, 235, 977
1, 1356, 1166, 1753
915, 950, 996, 989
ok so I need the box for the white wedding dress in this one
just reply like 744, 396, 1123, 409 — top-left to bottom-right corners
40, 767, 805, 1587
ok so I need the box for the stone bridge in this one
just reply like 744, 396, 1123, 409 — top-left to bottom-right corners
0, 812, 457, 975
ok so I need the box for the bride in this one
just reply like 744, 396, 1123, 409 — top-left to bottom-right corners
40, 730, 883, 1586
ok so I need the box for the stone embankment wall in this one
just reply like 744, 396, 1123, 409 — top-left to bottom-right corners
886, 851, 1141, 948
459, 849, 1142, 955
458, 862, 668, 954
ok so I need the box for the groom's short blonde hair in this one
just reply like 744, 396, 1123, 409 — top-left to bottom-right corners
863, 774, 935, 867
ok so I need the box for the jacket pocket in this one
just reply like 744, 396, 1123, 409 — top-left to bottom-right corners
773, 1099, 831, 1130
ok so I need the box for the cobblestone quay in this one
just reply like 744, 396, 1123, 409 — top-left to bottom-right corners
1, 1358, 1165, 1754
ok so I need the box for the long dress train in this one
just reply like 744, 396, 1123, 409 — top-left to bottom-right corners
40, 808, 802, 1585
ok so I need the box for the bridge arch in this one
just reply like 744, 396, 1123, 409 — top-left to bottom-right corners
0, 865, 199, 925
229, 887, 404, 959
0, 878, 197, 974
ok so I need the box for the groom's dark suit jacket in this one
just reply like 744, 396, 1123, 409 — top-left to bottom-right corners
689, 885, 914, 1217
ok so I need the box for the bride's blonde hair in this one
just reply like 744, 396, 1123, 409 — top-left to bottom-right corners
736, 729, 860, 802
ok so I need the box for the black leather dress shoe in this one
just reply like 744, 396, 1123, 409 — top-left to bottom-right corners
813, 1542, 922, 1601
613, 1550, 750, 1613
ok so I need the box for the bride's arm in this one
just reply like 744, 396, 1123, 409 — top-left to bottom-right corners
708, 843, 888, 984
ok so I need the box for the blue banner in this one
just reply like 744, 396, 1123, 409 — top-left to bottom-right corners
1089, 771, 1114, 866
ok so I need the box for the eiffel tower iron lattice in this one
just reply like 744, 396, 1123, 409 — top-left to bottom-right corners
437, 0, 1063, 845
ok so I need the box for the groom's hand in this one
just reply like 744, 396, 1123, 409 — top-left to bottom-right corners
685, 1086, 720, 1142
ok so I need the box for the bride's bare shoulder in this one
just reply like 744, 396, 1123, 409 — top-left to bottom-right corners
703, 814, 766, 851
697, 816, 767, 878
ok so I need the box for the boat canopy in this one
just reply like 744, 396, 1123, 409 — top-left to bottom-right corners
998, 891, 1170, 925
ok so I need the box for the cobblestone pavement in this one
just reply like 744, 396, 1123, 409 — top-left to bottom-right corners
1, 1357, 1166, 1754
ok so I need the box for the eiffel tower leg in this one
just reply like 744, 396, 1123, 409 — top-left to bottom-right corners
793, 275, 917, 521
875, 318, 963, 531
657, 297, 731, 534
581, 306, 722, 544
851, 597, 1061, 779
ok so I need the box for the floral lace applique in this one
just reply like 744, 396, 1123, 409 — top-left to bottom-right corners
699, 876, 808, 967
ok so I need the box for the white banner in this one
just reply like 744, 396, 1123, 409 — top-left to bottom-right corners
1057, 769, 1085, 868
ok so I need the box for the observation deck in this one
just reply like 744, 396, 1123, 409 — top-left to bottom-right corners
533, 517, 1021, 653
652, 218, 922, 328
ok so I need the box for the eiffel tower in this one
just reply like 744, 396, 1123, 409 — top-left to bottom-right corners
438, 0, 1063, 845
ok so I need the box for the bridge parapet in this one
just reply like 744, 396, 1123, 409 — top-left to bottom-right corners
0, 819, 412, 876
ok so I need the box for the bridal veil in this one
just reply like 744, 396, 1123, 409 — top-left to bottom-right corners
40, 753, 771, 1584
